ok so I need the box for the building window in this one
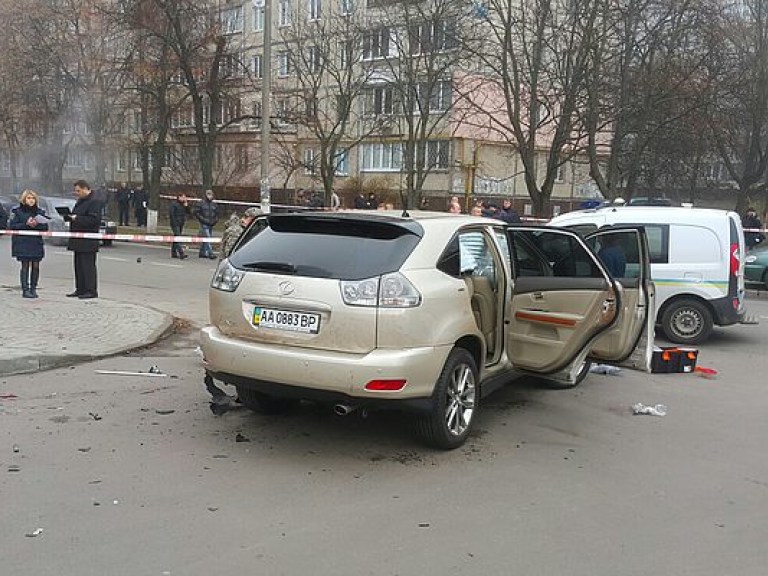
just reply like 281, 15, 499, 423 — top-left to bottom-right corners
363, 27, 391, 60
360, 142, 402, 171
416, 80, 452, 112
307, 46, 322, 74
304, 148, 318, 174
279, 0, 292, 26
66, 148, 85, 168
84, 151, 95, 171
277, 52, 292, 77
252, 101, 263, 120
215, 98, 242, 126
335, 148, 349, 175
340, 0, 353, 15
425, 140, 449, 169
218, 53, 243, 78
308, 0, 321, 21
117, 150, 128, 171
253, 4, 264, 31
253, 54, 262, 79
220, 6, 244, 34
276, 98, 293, 125
364, 86, 394, 116
305, 96, 318, 120
235, 144, 249, 171
132, 151, 142, 170
339, 39, 354, 69
409, 18, 457, 55
555, 162, 566, 183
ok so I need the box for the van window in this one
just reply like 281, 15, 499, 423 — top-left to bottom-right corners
636, 224, 669, 264
670, 225, 720, 263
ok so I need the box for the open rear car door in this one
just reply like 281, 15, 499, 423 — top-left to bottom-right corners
505, 227, 653, 386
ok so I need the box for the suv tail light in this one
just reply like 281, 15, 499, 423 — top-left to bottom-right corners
340, 272, 421, 308
211, 260, 244, 292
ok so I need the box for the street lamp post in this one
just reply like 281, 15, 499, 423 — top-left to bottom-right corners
258, 0, 272, 213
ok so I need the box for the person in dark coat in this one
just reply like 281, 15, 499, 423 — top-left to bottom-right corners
743, 207, 765, 250
116, 182, 133, 226
66, 180, 102, 299
194, 189, 219, 259
169, 194, 190, 259
9, 190, 49, 298
133, 186, 148, 227
498, 199, 521, 223
0, 201, 8, 229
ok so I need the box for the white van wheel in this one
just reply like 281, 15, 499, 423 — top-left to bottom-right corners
661, 298, 713, 344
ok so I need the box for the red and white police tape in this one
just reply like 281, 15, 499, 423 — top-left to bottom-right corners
0, 229, 221, 243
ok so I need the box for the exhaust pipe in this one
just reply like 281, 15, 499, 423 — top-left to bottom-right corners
334, 404, 357, 416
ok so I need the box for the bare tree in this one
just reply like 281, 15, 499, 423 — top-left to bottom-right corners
372, 0, 476, 209
131, 0, 256, 191
464, 0, 607, 216
708, 0, 768, 212
582, 0, 716, 200
278, 2, 377, 205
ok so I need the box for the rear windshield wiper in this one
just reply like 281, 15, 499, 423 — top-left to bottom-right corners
240, 261, 297, 274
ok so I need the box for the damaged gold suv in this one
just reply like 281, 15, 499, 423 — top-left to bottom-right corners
201, 212, 654, 449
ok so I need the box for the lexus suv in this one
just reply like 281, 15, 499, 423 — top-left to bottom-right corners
201, 211, 654, 449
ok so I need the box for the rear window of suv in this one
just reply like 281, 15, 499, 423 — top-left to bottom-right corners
229, 214, 423, 280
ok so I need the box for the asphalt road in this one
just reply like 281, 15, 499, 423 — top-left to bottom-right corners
1, 238, 768, 575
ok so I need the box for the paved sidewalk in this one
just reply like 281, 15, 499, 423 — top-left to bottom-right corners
0, 285, 173, 376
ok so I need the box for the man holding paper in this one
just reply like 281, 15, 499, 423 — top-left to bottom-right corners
64, 180, 102, 299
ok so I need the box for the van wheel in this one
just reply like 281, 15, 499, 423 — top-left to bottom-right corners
762, 270, 768, 291
661, 298, 713, 344
417, 348, 478, 450
236, 386, 298, 414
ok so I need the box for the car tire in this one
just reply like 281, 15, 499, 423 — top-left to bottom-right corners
103, 240, 113, 247
417, 348, 478, 450
763, 270, 768, 291
236, 386, 298, 414
660, 298, 713, 344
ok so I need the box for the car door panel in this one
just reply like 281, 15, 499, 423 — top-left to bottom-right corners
585, 227, 654, 371
506, 228, 619, 375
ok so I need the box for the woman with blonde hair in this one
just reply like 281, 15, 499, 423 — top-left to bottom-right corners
9, 190, 49, 298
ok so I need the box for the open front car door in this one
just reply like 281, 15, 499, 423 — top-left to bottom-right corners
505, 227, 653, 386
584, 226, 655, 372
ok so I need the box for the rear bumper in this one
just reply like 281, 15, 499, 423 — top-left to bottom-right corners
200, 326, 451, 402
709, 295, 745, 327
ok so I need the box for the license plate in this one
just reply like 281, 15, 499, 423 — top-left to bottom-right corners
252, 307, 321, 334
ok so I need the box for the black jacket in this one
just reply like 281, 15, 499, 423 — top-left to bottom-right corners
10, 204, 48, 261
194, 198, 219, 226
68, 192, 102, 253
117, 186, 133, 207
169, 200, 189, 232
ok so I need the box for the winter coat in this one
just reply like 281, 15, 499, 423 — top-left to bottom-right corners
220, 214, 244, 258
133, 188, 148, 210
67, 192, 102, 253
0, 203, 7, 229
117, 186, 133, 207
10, 204, 49, 261
169, 200, 189, 233
194, 198, 219, 227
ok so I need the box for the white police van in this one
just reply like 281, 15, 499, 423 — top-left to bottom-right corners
550, 206, 746, 344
